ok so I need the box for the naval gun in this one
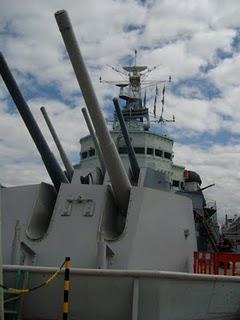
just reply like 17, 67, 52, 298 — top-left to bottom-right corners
52, 10, 197, 267
113, 98, 140, 183
81, 107, 106, 177
0, 53, 69, 192
40, 106, 74, 181
0, 10, 197, 268
55, 10, 131, 216
1, 10, 226, 320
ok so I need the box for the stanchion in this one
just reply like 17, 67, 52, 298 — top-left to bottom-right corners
63, 257, 71, 320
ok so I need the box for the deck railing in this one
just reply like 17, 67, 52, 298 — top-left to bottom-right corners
194, 251, 240, 276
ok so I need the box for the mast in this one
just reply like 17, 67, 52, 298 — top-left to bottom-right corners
101, 50, 174, 131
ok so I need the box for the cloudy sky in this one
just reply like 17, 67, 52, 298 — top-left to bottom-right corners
1, 0, 240, 221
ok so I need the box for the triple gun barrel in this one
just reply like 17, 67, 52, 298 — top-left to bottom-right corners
55, 10, 131, 216
0, 10, 133, 217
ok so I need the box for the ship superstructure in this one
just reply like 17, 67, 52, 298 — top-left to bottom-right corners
221, 214, 240, 249
75, 53, 184, 191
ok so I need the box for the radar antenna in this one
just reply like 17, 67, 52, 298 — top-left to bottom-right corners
100, 51, 175, 130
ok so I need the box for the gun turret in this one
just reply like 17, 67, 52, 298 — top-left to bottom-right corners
82, 108, 106, 176
113, 98, 140, 183
40, 106, 74, 180
0, 53, 69, 191
55, 10, 131, 215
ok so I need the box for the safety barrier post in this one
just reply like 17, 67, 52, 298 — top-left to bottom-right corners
232, 261, 237, 276
194, 251, 240, 276
63, 257, 71, 320
213, 252, 219, 275
193, 252, 215, 275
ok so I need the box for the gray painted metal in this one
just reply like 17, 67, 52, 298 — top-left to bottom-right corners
110, 187, 197, 271
82, 107, 106, 176
140, 167, 171, 191
0, 53, 69, 191
113, 98, 140, 182
1, 183, 196, 271
11, 220, 21, 264
0, 180, 236, 318
55, 10, 131, 215
40, 106, 74, 180
132, 278, 139, 320
3, 265, 240, 320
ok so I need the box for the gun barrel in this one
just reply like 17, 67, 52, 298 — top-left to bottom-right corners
40, 106, 74, 180
113, 98, 140, 182
82, 108, 106, 176
0, 52, 69, 191
55, 10, 131, 215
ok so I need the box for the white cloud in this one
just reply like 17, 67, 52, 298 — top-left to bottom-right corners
140, 42, 205, 80
168, 95, 221, 133
174, 143, 240, 220
187, 29, 235, 62
142, 0, 240, 42
209, 54, 240, 91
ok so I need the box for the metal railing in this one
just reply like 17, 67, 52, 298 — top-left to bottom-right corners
194, 251, 240, 276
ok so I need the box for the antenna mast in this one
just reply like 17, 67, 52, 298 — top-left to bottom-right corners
100, 50, 175, 130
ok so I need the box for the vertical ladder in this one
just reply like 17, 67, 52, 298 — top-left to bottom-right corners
4, 270, 29, 320
201, 216, 219, 252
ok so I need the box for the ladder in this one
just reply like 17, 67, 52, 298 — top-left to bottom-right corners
4, 270, 29, 320
201, 216, 219, 252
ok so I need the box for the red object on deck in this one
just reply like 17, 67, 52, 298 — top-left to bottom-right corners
183, 170, 189, 178
194, 252, 214, 274
194, 252, 240, 276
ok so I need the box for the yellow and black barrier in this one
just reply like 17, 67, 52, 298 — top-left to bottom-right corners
0, 259, 66, 294
63, 257, 71, 320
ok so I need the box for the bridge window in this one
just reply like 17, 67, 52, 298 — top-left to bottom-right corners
155, 149, 162, 157
119, 147, 128, 154
172, 180, 179, 187
147, 148, 153, 155
164, 152, 172, 159
89, 148, 95, 157
134, 147, 145, 154
81, 151, 88, 159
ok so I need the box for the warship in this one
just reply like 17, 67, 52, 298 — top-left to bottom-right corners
222, 214, 240, 250
0, 9, 240, 320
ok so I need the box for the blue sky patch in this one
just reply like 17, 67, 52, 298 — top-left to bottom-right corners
123, 24, 145, 35
2, 72, 78, 115
216, 48, 233, 60
119, 53, 135, 66
232, 29, 240, 52
167, 127, 240, 148
0, 20, 20, 38
171, 77, 221, 100
200, 62, 216, 73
